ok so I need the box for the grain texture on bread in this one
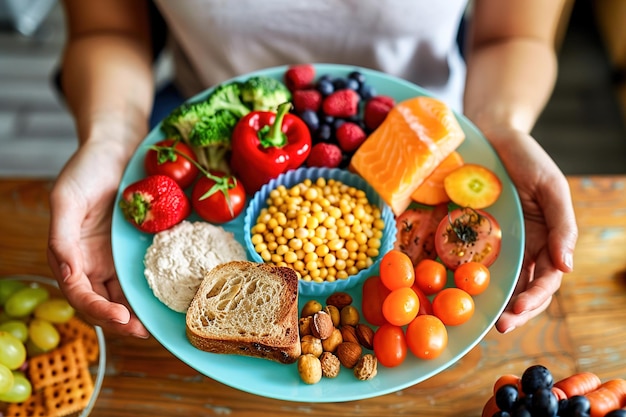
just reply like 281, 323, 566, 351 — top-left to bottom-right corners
185, 261, 301, 364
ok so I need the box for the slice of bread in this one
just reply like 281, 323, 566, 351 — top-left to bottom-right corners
185, 260, 301, 364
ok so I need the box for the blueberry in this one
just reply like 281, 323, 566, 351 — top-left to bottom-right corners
320, 114, 335, 126
316, 78, 334, 96
492, 412, 511, 417
299, 110, 319, 133
332, 77, 348, 90
564, 395, 590, 415
358, 83, 376, 100
511, 408, 531, 417
530, 388, 558, 417
348, 70, 366, 86
521, 365, 554, 395
495, 384, 519, 412
344, 78, 360, 91
315, 124, 333, 143
605, 410, 626, 417
333, 118, 346, 131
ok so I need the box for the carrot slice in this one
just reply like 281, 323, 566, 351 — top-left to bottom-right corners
411, 151, 464, 206
443, 163, 502, 209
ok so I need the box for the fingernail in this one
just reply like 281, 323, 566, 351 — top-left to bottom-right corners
133, 333, 149, 339
564, 253, 574, 270
60, 263, 71, 281
503, 326, 516, 334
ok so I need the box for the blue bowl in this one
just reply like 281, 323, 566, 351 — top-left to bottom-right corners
243, 166, 396, 297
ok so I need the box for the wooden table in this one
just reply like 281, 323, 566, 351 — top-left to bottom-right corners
1, 176, 625, 416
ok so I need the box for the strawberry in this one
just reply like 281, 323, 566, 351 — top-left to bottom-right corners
364, 95, 395, 130
322, 89, 360, 118
284, 64, 315, 91
292, 89, 322, 113
336, 122, 367, 152
119, 174, 190, 233
306, 143, 343, 168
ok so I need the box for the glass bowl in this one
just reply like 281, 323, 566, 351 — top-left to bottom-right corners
0, 275, 106, 417
243, 167, 396, 297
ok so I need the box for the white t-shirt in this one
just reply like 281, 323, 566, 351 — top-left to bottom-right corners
153, 0, 468, 111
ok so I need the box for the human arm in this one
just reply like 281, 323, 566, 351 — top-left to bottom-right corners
463, 0, 578, 333
47, 0, 155, 337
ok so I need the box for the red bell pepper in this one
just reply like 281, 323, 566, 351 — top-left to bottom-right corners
230, 102, 312, 194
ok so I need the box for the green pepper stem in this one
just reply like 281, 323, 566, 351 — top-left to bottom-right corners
258, 102, 291, 148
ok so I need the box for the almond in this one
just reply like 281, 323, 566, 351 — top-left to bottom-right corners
340, 325, 359, 345
335, 341, 362, 369
310, 311, 334, 340
326, 292, 353, 310
356, 323, 374, 350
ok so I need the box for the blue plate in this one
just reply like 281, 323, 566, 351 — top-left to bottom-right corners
112, 64, 524, 402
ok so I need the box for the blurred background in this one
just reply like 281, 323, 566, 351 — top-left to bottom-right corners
0, 0, 624, 178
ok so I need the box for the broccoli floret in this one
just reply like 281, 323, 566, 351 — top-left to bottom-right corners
160, 100, 214, 141
241, 76, 292, 111
205, 82, 251, 118
187, 109, 239, 173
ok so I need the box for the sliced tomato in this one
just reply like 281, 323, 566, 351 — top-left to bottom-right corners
394, 203, 449, 266
434, 207, 502, 270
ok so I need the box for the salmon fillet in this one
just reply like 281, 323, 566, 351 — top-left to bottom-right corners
350, 96, 465, 215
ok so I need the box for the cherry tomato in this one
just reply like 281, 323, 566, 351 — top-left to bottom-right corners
411, 284, 434, 316
191, 171, 246, 224
454, 262, 490, 295
434, 207, 502, 270
382, 287, 419, 326
379, 250, 415, 291
144, 139, 200, 189
432, 287, 475, 326
414, 259, 448, 296
372, 323, 407, 368
405, 314, 448, 360
361, 276, 390, 326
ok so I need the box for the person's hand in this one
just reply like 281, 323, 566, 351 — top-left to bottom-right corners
484, 127, 578, 333
47, 140, 149, 338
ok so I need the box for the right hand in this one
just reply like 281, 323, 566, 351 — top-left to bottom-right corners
47, 140, 150, 338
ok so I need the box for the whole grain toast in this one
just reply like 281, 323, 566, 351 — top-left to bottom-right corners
185, 260, 301, 364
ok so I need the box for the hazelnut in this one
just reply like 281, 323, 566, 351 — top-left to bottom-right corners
356, 323, 375, 350
323, 305, 341, 327
311, 311, 334, 340
321, 327, 343, 353
335, 341, 362, 369
297, 354, 322, 384
319, 352, 340, 378
298, 316, 313, 337
326, 292, 353, 310
340, 305, 360, 327
353, 354, 378, 381
300, 300, 323, 318
340, 325, 359, 345
300, 335, 323, 357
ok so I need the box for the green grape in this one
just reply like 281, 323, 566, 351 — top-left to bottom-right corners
25, 338, 46, 357
34, 298, 75, 324
28, 318, 60, 352
0, 320, 29, 343
0, 362, 14, 395
0, 279, 27, 306
0, 331, 26, 370
4, 286, 49, 318
0, 372, 32, 403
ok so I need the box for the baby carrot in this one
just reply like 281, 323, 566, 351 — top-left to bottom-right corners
493, 374, 521, 396
553, 371, 602, 398
587, 382, 623, 417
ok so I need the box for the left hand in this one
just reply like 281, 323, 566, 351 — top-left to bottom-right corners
484, 127, 578, 333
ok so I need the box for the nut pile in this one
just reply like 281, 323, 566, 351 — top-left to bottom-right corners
296, 291, 377, 384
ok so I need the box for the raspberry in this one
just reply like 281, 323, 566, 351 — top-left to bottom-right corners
363, 96, 395, 130
292, 89, 322, 113
322, 89, 360, 118
284, 64, 315, 91
306, 143, 343, 168
336, 122, 367, 153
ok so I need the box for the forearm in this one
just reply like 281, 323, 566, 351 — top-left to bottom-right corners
463, 38, 557, 137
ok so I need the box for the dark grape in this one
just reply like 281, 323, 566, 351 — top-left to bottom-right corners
605, 410, 626, 417
495, 384, 519, 412
530, 387, 558, 417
